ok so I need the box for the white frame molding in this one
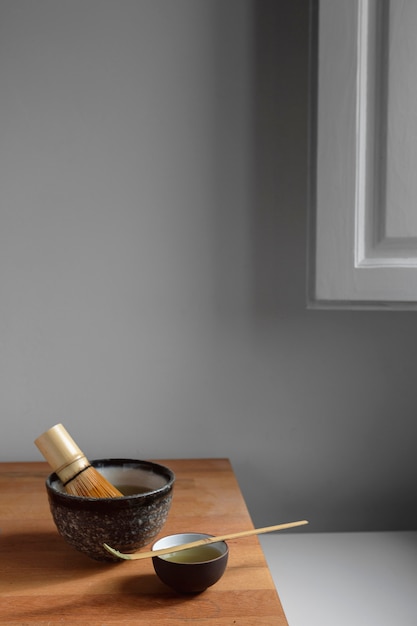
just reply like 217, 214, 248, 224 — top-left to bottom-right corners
308, 0, 417, 308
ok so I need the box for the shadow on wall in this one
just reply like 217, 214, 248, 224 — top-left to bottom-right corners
250, 0, 309, 317
210, 0, 309, 322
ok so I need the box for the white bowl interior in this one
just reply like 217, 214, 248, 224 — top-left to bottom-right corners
153, 533, 228, 559
100, 465, 168, 491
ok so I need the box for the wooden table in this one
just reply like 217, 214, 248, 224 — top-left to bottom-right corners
0, 459, 288, 625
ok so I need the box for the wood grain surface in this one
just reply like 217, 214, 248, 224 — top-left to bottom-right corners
0, 459, 288, 625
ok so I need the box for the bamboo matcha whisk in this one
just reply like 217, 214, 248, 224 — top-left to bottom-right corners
34, 423, 123, 498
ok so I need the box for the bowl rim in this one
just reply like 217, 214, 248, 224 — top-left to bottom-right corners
46, 458, 175, 504
152, 532, 229, 564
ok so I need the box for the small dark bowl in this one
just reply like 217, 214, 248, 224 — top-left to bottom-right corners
46, 458, 175, 562
152, 533, 229, 593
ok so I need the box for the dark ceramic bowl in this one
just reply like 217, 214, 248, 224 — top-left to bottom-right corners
46, 458, 175, 562
152, 532, 229, 593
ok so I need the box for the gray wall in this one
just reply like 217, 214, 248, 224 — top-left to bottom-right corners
1, 0, 416, 532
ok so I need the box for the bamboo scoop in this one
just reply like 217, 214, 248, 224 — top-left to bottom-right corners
104, 519, 308, 560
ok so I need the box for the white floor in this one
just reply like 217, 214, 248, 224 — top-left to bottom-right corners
259, 531, 417, 626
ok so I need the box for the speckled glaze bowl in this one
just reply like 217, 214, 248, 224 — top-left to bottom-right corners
45, 458, 175, 562
152, 533, 229, 593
